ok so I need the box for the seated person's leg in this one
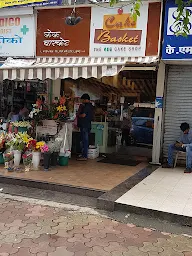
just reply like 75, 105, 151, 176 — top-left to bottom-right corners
163, 144, 180, 168
185, 145, 192, 173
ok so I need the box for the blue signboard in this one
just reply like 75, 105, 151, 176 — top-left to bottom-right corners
162, 0, 192, 60
155, 97, 163, 109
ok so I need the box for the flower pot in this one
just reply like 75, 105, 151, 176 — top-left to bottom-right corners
32, 152, 41, 170
51, 152, 58, 166
18, 127, 28, 133
43, 153, 51, 171
59, 156, 69, 166
13, 150, 21, 167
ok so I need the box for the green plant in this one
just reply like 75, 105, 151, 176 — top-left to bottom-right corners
6, 133, 30, 151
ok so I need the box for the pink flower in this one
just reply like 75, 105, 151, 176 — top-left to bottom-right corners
40, 144, 49, 153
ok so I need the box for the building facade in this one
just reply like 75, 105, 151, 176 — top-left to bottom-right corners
0, 1, 163, 160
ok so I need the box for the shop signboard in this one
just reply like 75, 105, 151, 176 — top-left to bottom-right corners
0, 0, 47, 8
162, 0, 192, 60
0, 12, 35, 57
90, 2, 161, 57
36, 8, 91, 56
8, 0, 63, 8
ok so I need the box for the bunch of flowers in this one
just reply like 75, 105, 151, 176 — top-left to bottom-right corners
3, 151, 14, 162
6, 132, 32, 151
22, 151, 32, 166
0, 133, 6, 152
12, 121, 31, 128
27, 139, 45, 152
50, 96, 68, 121
29, 104, 41, 119
40, 143, 49, 153
47, 140, 61, 153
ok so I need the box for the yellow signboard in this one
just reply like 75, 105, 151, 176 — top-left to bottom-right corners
0, 0, 47, 8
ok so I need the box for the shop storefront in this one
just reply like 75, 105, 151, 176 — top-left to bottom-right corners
0, 2, 162, 170
162, 0, 192, 161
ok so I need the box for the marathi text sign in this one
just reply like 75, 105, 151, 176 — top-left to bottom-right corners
36, 8, 91, 56
0, 14, 35, 57
0, 0, 47, 8
162, 0, 192, 59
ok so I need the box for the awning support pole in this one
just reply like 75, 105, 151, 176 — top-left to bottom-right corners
151, 61, 165, 165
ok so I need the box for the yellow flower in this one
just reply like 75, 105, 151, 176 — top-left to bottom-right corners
36, 141, 45, 149
22, 134, 31, 144
57, 105, 66, 112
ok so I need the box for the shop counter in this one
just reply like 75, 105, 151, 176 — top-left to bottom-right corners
91, 122, 116, 154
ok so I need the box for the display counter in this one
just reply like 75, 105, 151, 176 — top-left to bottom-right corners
91, 122, 116, 154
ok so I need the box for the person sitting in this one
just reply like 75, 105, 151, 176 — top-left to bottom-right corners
163, 122, 192, 173
7, 107, 21, 133
19, 101, 29, 119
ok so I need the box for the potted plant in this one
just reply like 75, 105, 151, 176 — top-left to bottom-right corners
0, 133, 6, 164
50, 96, 68, 121
22, 151, 32, 172
6, 133, 29, 167
3, 150, 14, 171
12, 121, 31, 133
40, 143, 51, 171
48, 140, 61, 166
27, 139, 45, 170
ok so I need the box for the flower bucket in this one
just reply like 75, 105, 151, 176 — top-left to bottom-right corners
18, 127, 28, 133
51, 152, 58, 166
13, 150, 21, 167
0, 153, 4, 164
59, 156, 69, 166
43, 153, 51, 171
32, 152, 41, 170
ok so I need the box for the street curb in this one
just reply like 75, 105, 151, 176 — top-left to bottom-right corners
0, 174, 105, 198
97, 165, 158, 211
114, 203, 192, 227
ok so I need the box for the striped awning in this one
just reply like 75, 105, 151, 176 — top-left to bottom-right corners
0, 56, 158, 81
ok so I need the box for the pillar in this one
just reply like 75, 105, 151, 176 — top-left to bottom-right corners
151, 61, 166, 165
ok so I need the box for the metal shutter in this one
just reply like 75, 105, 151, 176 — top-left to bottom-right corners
163, 65, 192, 159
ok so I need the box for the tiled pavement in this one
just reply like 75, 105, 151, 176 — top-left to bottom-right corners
0, 160, 146, 191
116, 167, 192, 217
0, 197, 192, 255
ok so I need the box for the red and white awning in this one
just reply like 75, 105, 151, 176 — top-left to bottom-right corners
0, 56, 158, 81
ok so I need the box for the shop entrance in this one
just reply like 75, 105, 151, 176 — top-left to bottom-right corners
61, 69, 157, 165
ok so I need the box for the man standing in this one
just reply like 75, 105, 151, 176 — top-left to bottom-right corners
163, 122, 192, 173
77, 94, 93, 161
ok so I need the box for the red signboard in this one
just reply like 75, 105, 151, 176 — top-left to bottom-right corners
36, 7, 91, 56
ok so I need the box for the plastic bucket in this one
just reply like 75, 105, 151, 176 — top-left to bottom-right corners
59, 156, 69, 166
0, 153, 4, 164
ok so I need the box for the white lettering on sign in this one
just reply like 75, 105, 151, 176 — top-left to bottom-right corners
43, 29, 70, 47
44, 29, 61, 38
179, 46, 192, 54
166, 45, 175, 54
165, 44, 192, 55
